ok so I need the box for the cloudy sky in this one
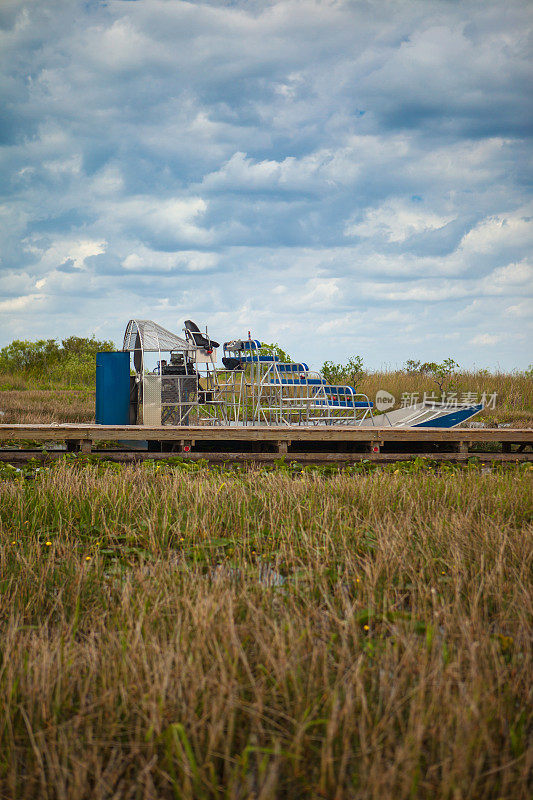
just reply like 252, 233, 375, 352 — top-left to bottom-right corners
1, 0, 532, 370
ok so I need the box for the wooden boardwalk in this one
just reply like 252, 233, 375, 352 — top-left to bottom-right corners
0, 424, 531, 464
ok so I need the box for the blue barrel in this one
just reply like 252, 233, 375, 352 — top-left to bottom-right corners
95, 351, 130, 425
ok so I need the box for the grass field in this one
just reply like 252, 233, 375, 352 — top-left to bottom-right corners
1, 458, 531, 799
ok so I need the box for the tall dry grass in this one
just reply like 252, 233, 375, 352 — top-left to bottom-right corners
0, 461, 531, 798
0, 388, 94, 424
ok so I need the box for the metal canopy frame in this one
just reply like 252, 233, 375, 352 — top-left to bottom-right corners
123, 319, 194, 360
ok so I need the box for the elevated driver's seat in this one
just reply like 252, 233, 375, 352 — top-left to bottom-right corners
184, 320, 220, 351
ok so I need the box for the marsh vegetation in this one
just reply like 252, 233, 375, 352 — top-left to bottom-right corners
0, 459, 531, 798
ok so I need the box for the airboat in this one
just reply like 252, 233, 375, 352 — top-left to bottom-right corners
95, 319, 483, 429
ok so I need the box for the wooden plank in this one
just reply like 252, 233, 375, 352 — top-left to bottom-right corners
0, 424, 532, 445
0, 449, 531, 465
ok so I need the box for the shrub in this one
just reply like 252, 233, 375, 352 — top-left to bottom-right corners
404, 357, 459, 392
321, 355, 366, 389
0, 336, 115, 388
259, 342, 293, 363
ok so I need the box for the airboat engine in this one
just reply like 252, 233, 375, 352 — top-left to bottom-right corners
98, 319, 222, 427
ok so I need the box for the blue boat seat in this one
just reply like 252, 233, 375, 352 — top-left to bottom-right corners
312, 400, 374, 409
277, 362, 309, 372
240, 355, 280, 363
267, 377, 328, 386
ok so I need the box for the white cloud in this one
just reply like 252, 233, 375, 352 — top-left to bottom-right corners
108, 197, 210, 245
300, 278, 342, 308
91, 165, 124, 195
505, 300, 532, 318
458, 211, 533, 255
484, 259, 533, 291
471, 333, 501, 346
411, 138, 511, 185
200, 135, 413, 194
0, 293, 46, 313
346, 199, 455, 242
122, 248, 218, 273
22, 238, 107, 273
43, 155, 82, 176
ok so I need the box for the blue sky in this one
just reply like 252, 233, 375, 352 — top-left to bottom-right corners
1, 0, 532, 370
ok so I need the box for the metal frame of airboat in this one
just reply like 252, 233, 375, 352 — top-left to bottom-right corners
121, 320, 483, 429
122, 319, 224, 426
218, 339, 375, 426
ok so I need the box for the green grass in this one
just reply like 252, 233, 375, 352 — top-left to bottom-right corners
0, 459, 531, 798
